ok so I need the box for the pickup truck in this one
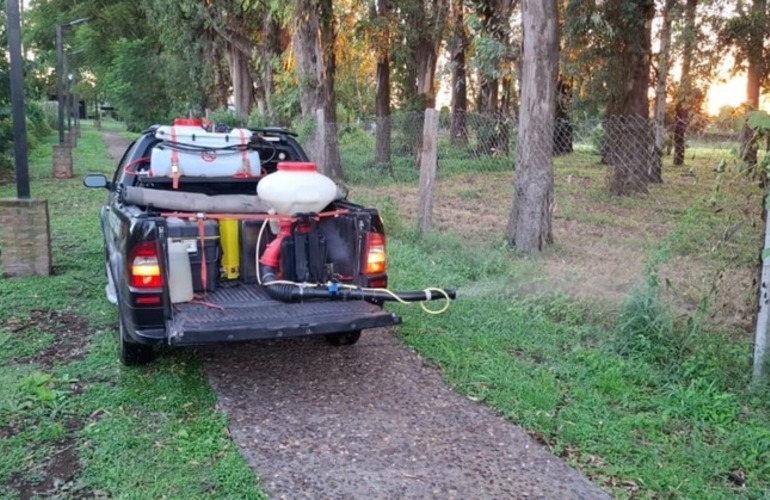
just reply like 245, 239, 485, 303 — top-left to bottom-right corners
84, 121, 429, 365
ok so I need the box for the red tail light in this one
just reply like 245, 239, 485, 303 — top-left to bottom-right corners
128, 241, 162, 288
365, 232, 387, 275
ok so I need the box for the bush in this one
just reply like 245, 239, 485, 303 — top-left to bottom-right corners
39, 101, 58, 131
26, 101, 52, 141
207, 109, 245, 129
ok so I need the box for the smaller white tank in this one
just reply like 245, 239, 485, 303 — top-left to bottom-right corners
167, 240, 194, 303
257, 162, 338, 215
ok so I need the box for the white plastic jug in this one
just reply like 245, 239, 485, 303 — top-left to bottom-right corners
257, 162, 337, 215
168, 240, 194, 303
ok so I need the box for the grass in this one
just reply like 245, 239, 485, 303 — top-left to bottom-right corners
382, 229, 770, 499
343, 135, 770, 497
1, 120, 767, 497
0, 122, 264, 498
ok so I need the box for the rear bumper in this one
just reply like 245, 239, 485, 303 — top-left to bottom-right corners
164, 284, 401, 346
167, 309, 400, 345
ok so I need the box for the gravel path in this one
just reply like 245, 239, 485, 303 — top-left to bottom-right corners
102, 130, 611, 499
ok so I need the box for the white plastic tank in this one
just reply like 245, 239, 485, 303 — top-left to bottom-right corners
167, 240, 194, 303
257, 162, 338, 215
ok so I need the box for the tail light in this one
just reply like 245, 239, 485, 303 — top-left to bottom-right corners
129, 241, 162, 288
365, 232, 387, 275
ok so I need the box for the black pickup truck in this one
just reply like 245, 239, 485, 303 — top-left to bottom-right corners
84, 122, 416, 365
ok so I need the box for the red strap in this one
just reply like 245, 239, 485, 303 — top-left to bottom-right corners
197, 216, 208, 294
233, 129, 252, 178
170, 126, 180, 189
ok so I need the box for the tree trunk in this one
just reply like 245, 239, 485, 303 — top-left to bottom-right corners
449, 0, 468, 145
319, 0, 341, 177
261, 14, 281, 117
606, 0, 655, 196
374, 0, 392, 167
211, 43, 230, 110
292, 0, 341, 178
507, 0, 558, 252
651, 0, 674, 183
553, 78, 573, 155
405, 0, 449, 166
225, 42, 254, 121
740, 0, 766, 171
673, 0, 697, 166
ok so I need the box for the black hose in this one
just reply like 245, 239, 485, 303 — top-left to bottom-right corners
260, 265, 456, 303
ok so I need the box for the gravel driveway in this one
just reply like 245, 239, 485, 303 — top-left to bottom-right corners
102, 129, 610, 499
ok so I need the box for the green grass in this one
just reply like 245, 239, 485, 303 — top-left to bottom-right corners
2, 121, 767, 498
382, 227, 770, 499
0, 122, 264, 498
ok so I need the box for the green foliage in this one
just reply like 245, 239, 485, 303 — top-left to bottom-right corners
589, 124, 606, 156
0, 123, 264, 498
104, 38, 173, 131
208, 109, 246, 128
0, 101, 54, 171
390, 228, 770, 497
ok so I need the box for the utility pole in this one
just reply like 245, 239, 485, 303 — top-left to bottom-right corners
1, 0, 52, 278
6, 0, 29, 198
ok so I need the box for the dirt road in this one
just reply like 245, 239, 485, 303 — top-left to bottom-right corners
102, 129, 610, 499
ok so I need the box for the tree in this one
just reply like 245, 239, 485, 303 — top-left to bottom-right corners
673, 0, 698, 166
292, 0, 342, 178
652, 0, 677, 182
721, 0, 768, 169
391, 0, 449, 109
507, 0, 558, 252
371, 0, 392, 167
472, 0, 518, 155
448, 0, 468, 144
605, 0, 655, 195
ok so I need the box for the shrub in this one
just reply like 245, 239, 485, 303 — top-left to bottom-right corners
26, 101, 52, 141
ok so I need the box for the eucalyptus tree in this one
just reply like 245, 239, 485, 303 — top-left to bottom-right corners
369, 0, 393, 165
390, 0, 450, 110
292, 0, 342, 178
448, 0, 469, 144
721, 0, 768, 170
508, 0, 558, 252
473, 0, 517, 115
469, 0, 519, 155
604, 0, 656, 195
653, 0, 677, 181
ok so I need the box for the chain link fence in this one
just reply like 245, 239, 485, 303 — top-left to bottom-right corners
336, 110, 752, 188
332, 110, 766, 330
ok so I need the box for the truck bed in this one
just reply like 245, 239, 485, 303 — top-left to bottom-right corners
166, 281, 401, 345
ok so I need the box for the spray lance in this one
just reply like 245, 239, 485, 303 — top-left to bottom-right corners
256, 219, 456, 314
255, 161, 457, 314
259, 263, 456, 314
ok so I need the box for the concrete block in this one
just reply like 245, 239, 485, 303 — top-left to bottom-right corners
0, 198, 52, 277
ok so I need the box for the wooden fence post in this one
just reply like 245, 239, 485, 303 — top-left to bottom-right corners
418, 109, 439, 234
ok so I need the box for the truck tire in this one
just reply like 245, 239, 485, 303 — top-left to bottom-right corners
118, 314, 156, 366
325, 330, 361, 346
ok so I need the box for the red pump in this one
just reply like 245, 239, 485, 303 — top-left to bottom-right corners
258, 220, 293, 269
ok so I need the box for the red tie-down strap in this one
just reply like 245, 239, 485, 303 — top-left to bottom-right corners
170, 126, 181, 189
196, 215, 208, 294
233, 129, 253, 178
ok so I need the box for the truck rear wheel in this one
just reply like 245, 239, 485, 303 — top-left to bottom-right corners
118, 316, 156, 366
325, 330, 361, 346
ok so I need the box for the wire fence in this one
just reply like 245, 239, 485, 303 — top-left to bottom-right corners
333, 110, 755, 188
327, 110, 768, 330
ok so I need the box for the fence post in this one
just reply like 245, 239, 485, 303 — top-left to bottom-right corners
753, 200, 770, 388
418, 109, 439, 234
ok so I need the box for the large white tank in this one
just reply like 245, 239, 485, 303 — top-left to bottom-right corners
257, 162, 337, 215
